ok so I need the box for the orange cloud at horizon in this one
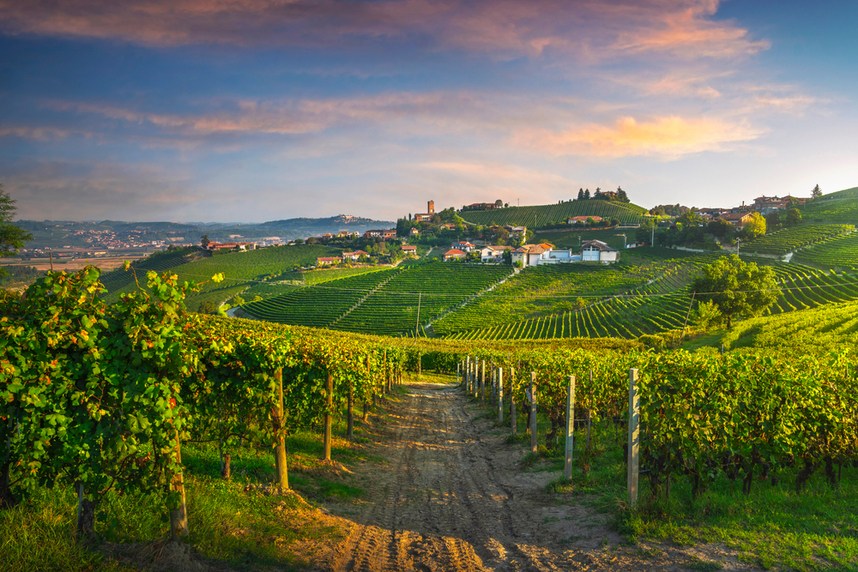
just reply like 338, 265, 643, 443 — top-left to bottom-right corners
517, 116, 764, 158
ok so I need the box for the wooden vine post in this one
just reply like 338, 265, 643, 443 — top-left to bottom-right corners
272, 368, 289, 490
364, 354, 372, 422
497, 367, 504, 423
170, 426, 189, 540
347, 375, 354, 440
481, 360, 486, 404
627, 368, 640, 507
564, 375, 576, 480
530, 371, 538, 453
324, 371, 334, 462
511, 367, 517, 435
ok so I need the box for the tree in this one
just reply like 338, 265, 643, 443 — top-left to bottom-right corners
615, 186, 629, 203
786, 207, 802, 226
811, 184, 822, 200
502, 249, 512, 265
584, 188, 591, 200
0, 185, 33, 276
742, 212, 766, 239
692, 254, 778, 328
200, 234, 210, 249
577, 188, 584, 200
708, 218, 734, 239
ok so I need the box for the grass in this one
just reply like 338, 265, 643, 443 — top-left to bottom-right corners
0, 397, 396, 572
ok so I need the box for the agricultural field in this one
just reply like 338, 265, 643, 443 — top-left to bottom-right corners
439, 254, 720, 340
800, 185, 858, 223
300, 265, 389, 285
722, 298, 858, 352
103, 243, 339, 312
459, 200, 647, 227
764, 262, 858, 315
741, 224, 853, 256
242, 263, 513, 336
794, 232, 858, 270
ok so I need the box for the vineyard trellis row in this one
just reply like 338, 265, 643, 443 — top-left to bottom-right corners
0, 267, 407, 541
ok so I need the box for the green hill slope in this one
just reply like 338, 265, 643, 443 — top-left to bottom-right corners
800, 185, 858, 223
459, 200, 647, 227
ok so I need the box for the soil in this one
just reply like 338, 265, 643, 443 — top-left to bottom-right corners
309, 383, 764, 572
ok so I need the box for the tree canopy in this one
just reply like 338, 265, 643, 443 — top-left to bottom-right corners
692, 254, 778, 328
0, 185, 33, 276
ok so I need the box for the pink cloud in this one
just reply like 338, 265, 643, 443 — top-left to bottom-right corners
517, 115, 764, 158
0, 0, 767, 60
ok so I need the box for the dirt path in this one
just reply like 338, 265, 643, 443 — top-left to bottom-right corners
316, 383, 758, 572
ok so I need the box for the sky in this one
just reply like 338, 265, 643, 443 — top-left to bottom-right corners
1, 0, 857, 223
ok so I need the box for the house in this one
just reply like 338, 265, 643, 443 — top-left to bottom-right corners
717, 212, 754, 228
581, 240, 619, 263
511, 244, 545, 267
413, 200, 436, 222
506, 225, 527, 238
568, 215, 603, 224
443, 248, 467, 261
462, 200, 502, 211
342, 250, 369, 261
402, 245, 418, 255
409, 227, 419, 237
207, 241, 258, 251
317, 256, 342, 266
480, 245, 512, 262
381, 229, 397, 239
363, 229, 382, 238
536, 248, 580, 265
454, 241, 476, 252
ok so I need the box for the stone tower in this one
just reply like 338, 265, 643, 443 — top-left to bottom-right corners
428, 200, 435, 214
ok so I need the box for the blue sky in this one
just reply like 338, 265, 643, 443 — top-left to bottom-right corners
1, 0, 856, 222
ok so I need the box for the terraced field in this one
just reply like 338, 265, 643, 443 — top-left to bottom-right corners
441, 254, 720, 340
242, 263, 513, 335
742, 224, 853, 256
800, 185, 858, 223
460, 200, 647, 227
240, 268, 400, 328
794, 232, 858, 270
104, 244, 339, 311
765, 263, 858, 315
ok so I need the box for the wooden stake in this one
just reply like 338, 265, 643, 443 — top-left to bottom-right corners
272, 368, 289, 490
530, 371, 538, 454
497, 367, 504, 423
324, 371, 333, 461
565, 375, 575, 480
627, 368, 640, 507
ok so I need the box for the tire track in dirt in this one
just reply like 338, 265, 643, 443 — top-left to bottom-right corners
320, 383, 763, 572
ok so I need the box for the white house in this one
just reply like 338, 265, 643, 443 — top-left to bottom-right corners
581, 240, 619, 263
454, 241, 477, 252
480, 245, 512, 262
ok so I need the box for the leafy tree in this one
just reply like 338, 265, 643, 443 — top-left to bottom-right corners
0, 185, 33, 276
692, 254, 778, 328
502, 249, 512, 265
786, 207, 802, 226
811, 184, 822, 199
741, 212, 766, 239
615, 186, 629, 203
707, 218, 734, 239
200, 234, 210, 249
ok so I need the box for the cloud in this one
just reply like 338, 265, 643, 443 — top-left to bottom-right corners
0, 0, 767, 61
517, 115, 764, 158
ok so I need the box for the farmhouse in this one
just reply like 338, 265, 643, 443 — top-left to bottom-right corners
317, 256, 342, 266
581, 240, 619, 263
402, 245, 418, 255
454, 241, 477, 252
207, 241, 258, 251
342, 250, 369, 261
717, 212, 755, 228
443, 248, 467, 261
480, 245, 512, 262
511, 244, 545, 267
568, 215, 603, 224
